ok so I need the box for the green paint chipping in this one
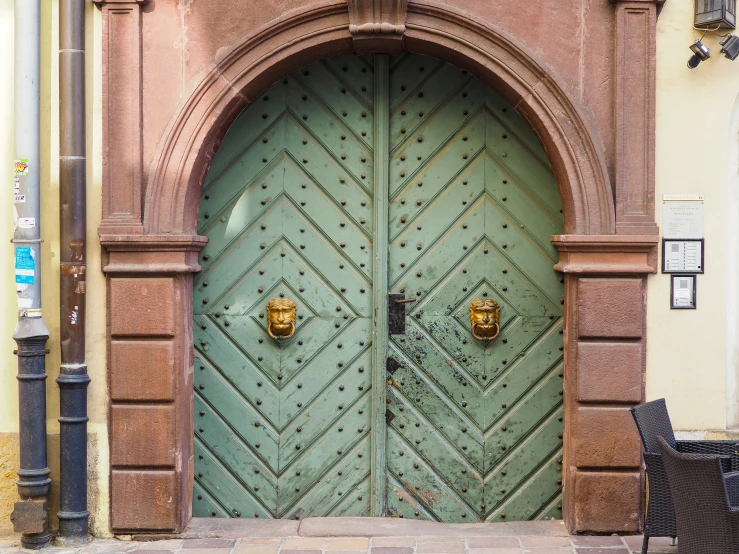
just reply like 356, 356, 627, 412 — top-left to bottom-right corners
193, 53, 564, 522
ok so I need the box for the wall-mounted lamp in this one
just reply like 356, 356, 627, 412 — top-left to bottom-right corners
695, 0, 736, 30
688, 38, 711, 68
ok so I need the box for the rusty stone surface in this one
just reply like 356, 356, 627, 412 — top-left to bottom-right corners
573, 471, 642, 533
111, 341, 175, 401
577, 279, 644, 339
576, 343, 643, 403
110, 277, 175, 337
111, 470, 177, 531
111, 405, 176, 467
572, 407, 642, 468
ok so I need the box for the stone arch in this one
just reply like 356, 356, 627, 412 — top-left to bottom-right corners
144, 1, 615, 237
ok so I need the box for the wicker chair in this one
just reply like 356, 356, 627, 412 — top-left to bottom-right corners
658, 436, 739, 554
631, 399, 739, 553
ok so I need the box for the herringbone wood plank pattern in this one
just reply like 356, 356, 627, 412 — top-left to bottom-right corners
191, 53, 564, 523
193, 55, 376, 519
385, 54, 564, 523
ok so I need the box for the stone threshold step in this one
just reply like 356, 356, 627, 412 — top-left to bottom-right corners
152, 518, 569, 541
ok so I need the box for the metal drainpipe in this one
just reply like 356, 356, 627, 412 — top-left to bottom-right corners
10, 0, 52, 549
57, 0, 89, 542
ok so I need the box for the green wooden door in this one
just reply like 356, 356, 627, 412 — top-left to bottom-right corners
384, 55, 565, 522
193, 54, 376, 519
192, 53, 563, 522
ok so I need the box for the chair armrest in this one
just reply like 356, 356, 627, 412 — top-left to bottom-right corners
677, 440, 739, 471
726, 472, 739, 507
676, 440, 739, 455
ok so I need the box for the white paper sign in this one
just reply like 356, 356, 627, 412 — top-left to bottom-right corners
663, 201, 704, 239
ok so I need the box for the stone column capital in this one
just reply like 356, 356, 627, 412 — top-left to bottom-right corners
610, 0, 666, 4
92, 0, 149, 5
348, 0, 408, 54
551, 234, 659, 274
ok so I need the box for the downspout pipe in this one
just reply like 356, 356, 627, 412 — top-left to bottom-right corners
11, 0, 52, 549
57, 0, 89, 542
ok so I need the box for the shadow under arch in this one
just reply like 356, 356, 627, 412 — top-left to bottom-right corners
143, 0, 615, 237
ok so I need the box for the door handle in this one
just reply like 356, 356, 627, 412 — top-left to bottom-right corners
389, 294, 415, 334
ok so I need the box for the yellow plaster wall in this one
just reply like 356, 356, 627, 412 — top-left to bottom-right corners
0, 0, 18, 438
0, 0, 109, 537
650, 0, 739, 430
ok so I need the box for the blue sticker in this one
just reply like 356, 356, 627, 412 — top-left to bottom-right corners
15, 247, 34, 270
15, 247, 35, 284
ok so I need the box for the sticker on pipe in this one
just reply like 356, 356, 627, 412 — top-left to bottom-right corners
18, 218, 35, 229
14, 159, 28, 176
15, 247, 35, 285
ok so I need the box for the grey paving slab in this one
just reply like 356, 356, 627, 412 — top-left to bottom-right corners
505, 522, 569, 537
467, 538, 520, 549
519, 537, 570, 548
570, 537, 625, 548
298, 518, 521, 538
467, 549, 522, 554
180, 520, 300, 540
369, 538, 416, 548
523, 546, 575, 554
574, 549, 630, 554
182, 539, 236, 549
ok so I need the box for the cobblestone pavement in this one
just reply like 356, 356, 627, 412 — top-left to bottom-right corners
0, 518, 678, 554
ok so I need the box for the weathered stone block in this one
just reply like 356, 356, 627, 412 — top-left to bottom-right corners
110, 405, 176, 467
573, 471, 641, 532
111, 340, 175, 401
576, 342, 643, 403
572, 407, 641, 468
111, 470, 177, 531
577, 279, 643, 338
110, 278, 176, 337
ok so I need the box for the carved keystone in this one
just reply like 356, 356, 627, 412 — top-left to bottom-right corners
348, 0, 408, 54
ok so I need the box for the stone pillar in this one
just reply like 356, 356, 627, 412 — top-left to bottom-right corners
553, 235, 658, 533
102, 235, 205, 532
612, 0, 663, 235
93, 0, 148, 236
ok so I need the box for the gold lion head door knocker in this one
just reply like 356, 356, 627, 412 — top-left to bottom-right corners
266, 298, 297, 340
469, 299, 501, 341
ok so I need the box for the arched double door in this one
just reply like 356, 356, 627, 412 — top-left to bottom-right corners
192, 53, 564, 522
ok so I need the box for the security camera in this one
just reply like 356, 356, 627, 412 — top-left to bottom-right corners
720, 34, 739, 60
688, 39, 711, 68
